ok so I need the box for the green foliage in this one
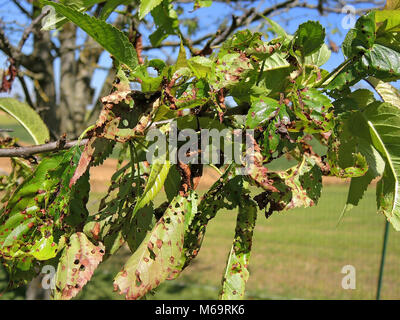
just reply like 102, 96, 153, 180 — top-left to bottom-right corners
139, 0, 163, 20
0, 98, 50, 145
294, 21, 326, 57
44, 1, 138, 70
1, 3, 400, 300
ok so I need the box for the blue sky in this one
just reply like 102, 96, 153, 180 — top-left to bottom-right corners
0, 0, 387, 105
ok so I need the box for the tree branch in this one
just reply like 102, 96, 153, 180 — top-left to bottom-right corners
0, 139, 89, 158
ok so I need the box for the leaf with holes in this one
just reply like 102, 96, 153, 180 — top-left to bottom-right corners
53, 232, 105, 300
219, 195, 257, 300
114, 195, 190, 300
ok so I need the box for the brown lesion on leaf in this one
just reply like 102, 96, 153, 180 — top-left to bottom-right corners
1, 58, 17, 92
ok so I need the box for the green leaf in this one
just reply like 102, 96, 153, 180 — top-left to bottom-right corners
0, 98, 50, 145
149, 0, 179, 47
139, 0, 163, 20
304, 43, 331, 67
362, 102, 400, 230
340, 139, 385, 222
44, 1, 138, 70
376, 10, 400, 33
219, 196, 257, 300
187, 56, 214, 79
263, 16, 288, 38
99, 0, 132, 20
53, 232, 105, 300
132, 159, 171, 215
164, 165, 181, 202
175, 42, 188, 70
367, 77, 400, 106
114, 195, 191, 300
246, 97, 281, 129
294, 21, 325, 56
261, 52, 291, 70
41, 0, 105, 30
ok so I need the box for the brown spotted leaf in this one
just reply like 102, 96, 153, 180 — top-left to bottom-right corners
113, 195, 190, 300
53, 232, 105, 300
69, 137, 114, 187
219, 195, 257, 300
265, 155, 323, 213
244, 135, 278, 192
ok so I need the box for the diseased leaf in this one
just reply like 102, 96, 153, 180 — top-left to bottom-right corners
0, 98, 50, 145
0, 153, 66, 267
114, 195, 190, 300
246, 97, 280, 129
123, 205, 155, 253
181, 165, 243, 269
266, 155, 323, 212
219, 196, 257, 300
70, 137, 114, 187
53, 232, 105, 300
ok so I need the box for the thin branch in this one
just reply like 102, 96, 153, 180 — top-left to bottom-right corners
0, 139, 89, 158
11, 0, 32, 19
17, 73, 35, 109
17, 8, 50, 53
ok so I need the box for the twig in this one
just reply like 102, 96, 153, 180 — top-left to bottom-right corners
17, 8, 50, 53
0, 139, 89, 158
11, 0, 32, 18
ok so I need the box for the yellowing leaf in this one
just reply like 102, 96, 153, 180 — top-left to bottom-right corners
114, 195, 190, 300
53, 233, 105, 300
